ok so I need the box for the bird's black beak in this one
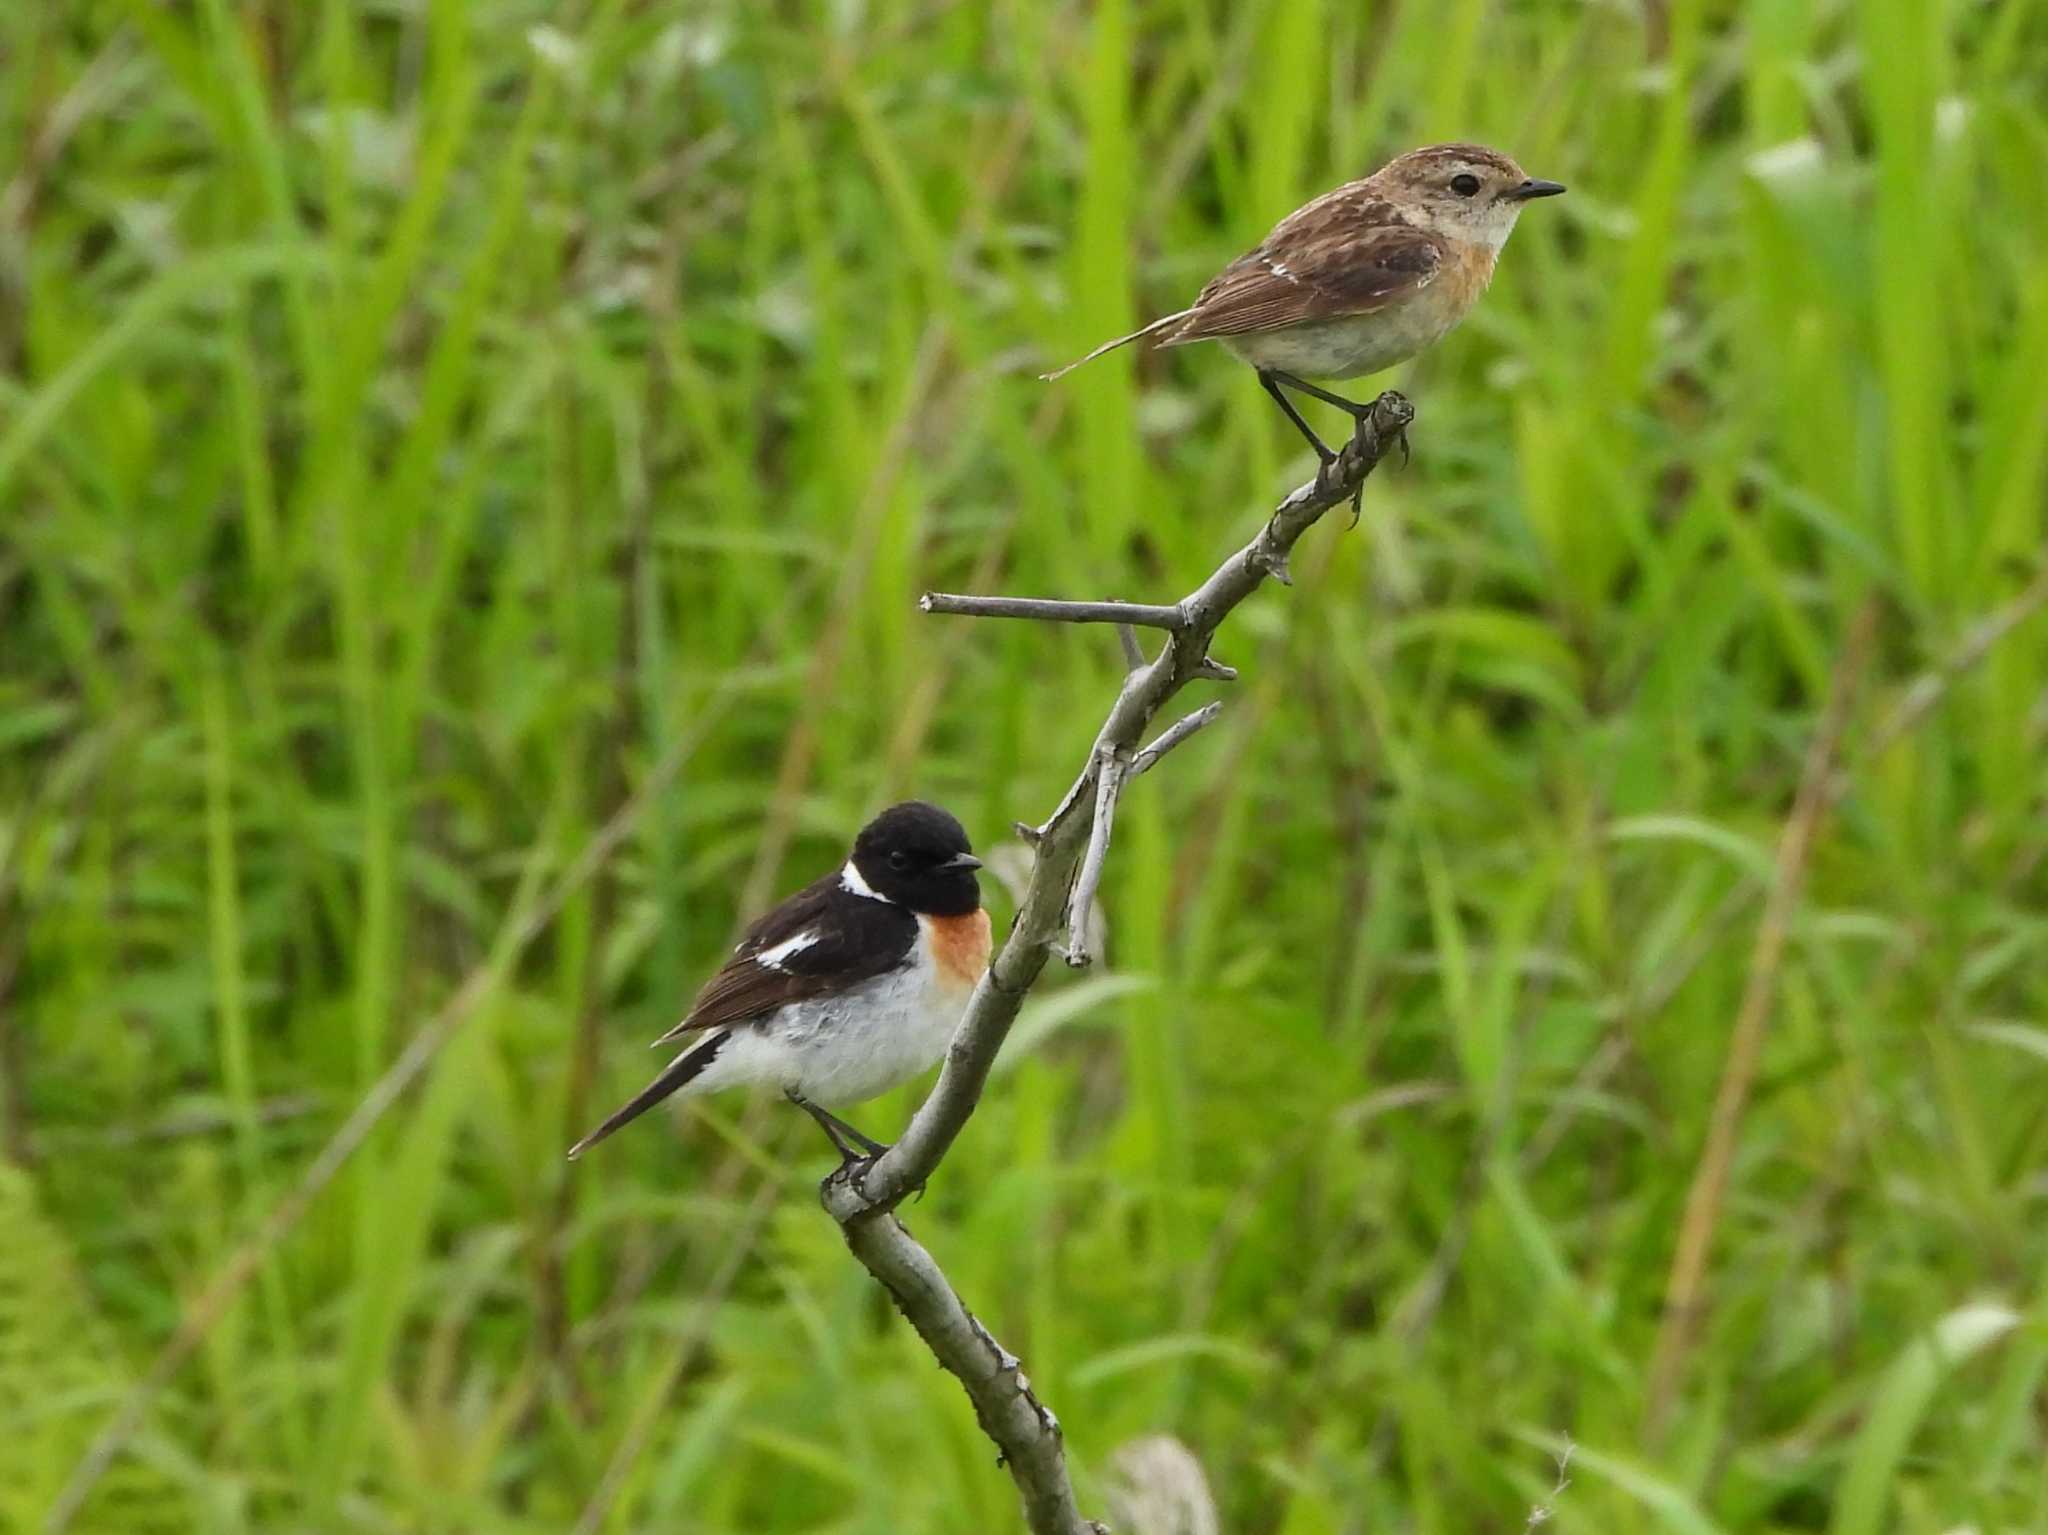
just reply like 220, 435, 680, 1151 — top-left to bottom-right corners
1508, 178, 1567, 201
945, 852, 983, 872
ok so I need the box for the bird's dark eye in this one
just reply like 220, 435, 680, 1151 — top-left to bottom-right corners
1450, 173, 1481, 197
887, 850, 911, 871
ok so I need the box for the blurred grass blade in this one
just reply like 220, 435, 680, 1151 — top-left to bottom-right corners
1827, 1303, 2020, 1535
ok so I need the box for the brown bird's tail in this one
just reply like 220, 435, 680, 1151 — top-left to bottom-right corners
1040, 309, 1193, 381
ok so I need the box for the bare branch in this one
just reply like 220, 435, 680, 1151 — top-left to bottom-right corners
1117, 623, 1146, 669
883, 393, 1408, 1203
921, 592, 1186, 630
1132, 703, 1223, 777
815, 393, 1413, 1534
829, 1202, 1096, 1533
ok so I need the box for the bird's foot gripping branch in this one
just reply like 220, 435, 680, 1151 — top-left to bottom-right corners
818, 393, 1414, 1535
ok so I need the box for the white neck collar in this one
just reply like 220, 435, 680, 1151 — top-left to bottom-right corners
839, 859, 891, 903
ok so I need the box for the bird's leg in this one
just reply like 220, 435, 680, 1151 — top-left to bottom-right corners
1265, 371, 1376, 522
1258, 370, 1337, 465
1267, 370, 1375, 420
785, 1089, 888, 1161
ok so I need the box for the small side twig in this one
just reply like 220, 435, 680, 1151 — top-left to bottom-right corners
1131, 703, 1222, 778
1064, 751, 1129, 969
920, 593, 1186, 630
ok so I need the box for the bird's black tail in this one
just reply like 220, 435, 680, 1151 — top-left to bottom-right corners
567, 1030, 729, 1159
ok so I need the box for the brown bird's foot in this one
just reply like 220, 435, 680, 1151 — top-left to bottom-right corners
1383, 411, 1412, 470
1266, 371, 1398, 525
1258, 370, 1338, 466
785, 1089, 890, 1162
1366, 389, 1416, 463
1336, 399, 1404, 523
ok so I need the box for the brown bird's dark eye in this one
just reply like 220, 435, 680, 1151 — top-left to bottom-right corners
1451, 173, 1480, 197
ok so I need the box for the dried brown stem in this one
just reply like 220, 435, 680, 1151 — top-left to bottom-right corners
1520, 562, 2048, 1254
1644, 601, 1879, 1431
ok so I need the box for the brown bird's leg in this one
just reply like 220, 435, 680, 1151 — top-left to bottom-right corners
785, 1089, 888, 1161
1258, 370, 1337, 465
1269, 371, 1400, 523
1267, 369, 1375, 421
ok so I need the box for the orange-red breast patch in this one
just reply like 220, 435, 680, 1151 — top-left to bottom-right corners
923, 909, 992, 992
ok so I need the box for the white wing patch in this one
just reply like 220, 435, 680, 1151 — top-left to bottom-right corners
754, 930, 822, 972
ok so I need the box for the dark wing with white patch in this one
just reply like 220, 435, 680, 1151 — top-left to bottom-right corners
651, 875, 918, 1044
1164, 195, 1442, 344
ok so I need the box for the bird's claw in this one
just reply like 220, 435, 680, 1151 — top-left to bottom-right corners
821, 1152, 928, 1210
824, 1152, 881, 1196
1372, 390, 1415, 466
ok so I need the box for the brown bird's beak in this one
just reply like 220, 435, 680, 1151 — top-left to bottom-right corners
1508, 178, 1567, 200
945, 852, 983, 871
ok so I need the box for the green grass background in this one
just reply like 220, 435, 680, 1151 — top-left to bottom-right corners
5, 0, 2047, 1530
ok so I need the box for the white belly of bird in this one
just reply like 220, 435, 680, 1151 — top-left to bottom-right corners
1222, 304, 1460, 380
685, 946, 971, 1106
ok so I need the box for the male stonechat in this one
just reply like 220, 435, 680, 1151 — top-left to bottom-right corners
568, 801, 990, 1162
1046, 143, 1565, 462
